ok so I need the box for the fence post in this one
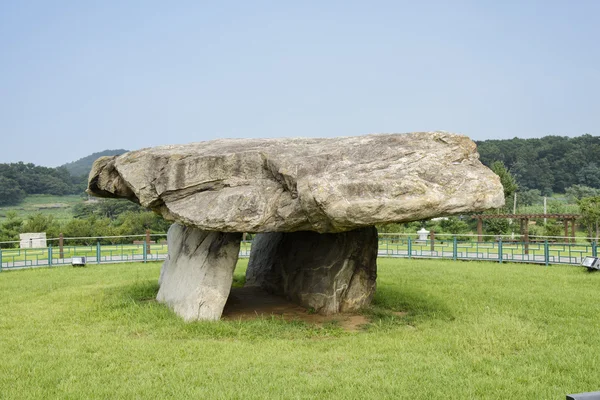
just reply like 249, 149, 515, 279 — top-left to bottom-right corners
48, 245, 52, 267
453, 236, 457, 261
0, 248, 2, 272
96, 241, 101, 264
408, 237, 412, 259
145, 229, 151, 255
593, 241, 597, 258
498, 238, 503, 264
544, 240, 549, 266
143, 242, 147, 263
59, 233, 64, 259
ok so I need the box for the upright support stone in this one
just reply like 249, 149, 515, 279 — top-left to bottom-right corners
157, 224, 242, 321
245, 227, 378, 315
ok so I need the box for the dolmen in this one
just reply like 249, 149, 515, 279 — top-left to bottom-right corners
87, 131, 504, 321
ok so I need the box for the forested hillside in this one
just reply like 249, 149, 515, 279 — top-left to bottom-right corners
0, 163, 86, 206
0, 149, 127, 207
476, 134, 600, 195
60, 149, 128, 177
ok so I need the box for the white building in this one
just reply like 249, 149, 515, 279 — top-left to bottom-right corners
19, 233, 47, 249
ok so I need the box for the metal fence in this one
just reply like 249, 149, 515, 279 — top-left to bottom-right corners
377, 234, 597, 266
0, 233, 596, 272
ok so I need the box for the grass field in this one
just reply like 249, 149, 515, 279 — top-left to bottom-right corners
0, 194, 82, 223
1, 258, 599, 399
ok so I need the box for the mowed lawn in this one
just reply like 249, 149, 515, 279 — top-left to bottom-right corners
1, 259, 600, 399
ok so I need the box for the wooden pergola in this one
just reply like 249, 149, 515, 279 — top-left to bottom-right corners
472, 214, 580, 250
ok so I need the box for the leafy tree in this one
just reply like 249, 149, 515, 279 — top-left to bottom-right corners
477, 135, 600, 193
565, 185, 600, 202
61, 218, 98, 244
491, 161, 518, 205
72, 199, 143, 220
0, 212, 23, 245
439, 217, 469, 235
115, 211, 171, 235
517, 189, 542, 207
377, 223, 404, 233
484, 217, 509, 236
72, 202, 98, 219
577, 163, 600, 188
0, 176, 26, 206
543, 220, 563, 237
0, 161, 86, 205
578, 196, 600, 240
23, 214, 61, 238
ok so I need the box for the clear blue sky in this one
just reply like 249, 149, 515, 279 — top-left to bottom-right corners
1, 0, 599, 166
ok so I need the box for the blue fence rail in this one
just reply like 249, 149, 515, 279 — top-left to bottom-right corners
1, 233, 596, 271
377, 235, 597, 266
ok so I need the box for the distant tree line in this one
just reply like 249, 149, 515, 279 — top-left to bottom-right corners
0, 162, 87, 206
0, 199, 170, 246
477, 134, 600, 195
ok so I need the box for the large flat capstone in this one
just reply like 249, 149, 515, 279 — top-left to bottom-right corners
88, 132, 503, 233
87, 132, 504, 321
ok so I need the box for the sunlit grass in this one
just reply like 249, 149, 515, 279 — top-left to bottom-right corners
1, 258, 599, 399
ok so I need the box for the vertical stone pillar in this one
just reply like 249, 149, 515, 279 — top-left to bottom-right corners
245, 227, 378, 314
157, 224, 242, 321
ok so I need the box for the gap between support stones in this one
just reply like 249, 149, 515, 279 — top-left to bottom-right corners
245, 227, 378, 315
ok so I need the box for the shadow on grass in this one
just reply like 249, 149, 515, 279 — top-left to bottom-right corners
123, 280, 160, 302
368, 285, 455, 328
99, 280, 350, 339
99, 273, 453, 337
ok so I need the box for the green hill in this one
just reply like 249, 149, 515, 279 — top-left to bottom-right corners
61, 149, 128, 177
476, 134, 600, 195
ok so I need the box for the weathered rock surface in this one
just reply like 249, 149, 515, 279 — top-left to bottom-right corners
88, 132, 504, 233
157, 224, 242, 321
246, 227, 378, 314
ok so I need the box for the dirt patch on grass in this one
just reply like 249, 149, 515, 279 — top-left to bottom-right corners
222, 287, 370, 331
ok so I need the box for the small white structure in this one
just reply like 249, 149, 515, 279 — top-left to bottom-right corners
416, 228, 430, 243
19, 233, 47, 249
72, 257, 86, 267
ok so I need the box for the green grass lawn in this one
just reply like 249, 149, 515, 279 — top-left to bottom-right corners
1, 258, 599, 399
0, 194, 83, 223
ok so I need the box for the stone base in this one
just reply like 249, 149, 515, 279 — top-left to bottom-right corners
157, 224, 242, 321
245, 227, 378, 314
